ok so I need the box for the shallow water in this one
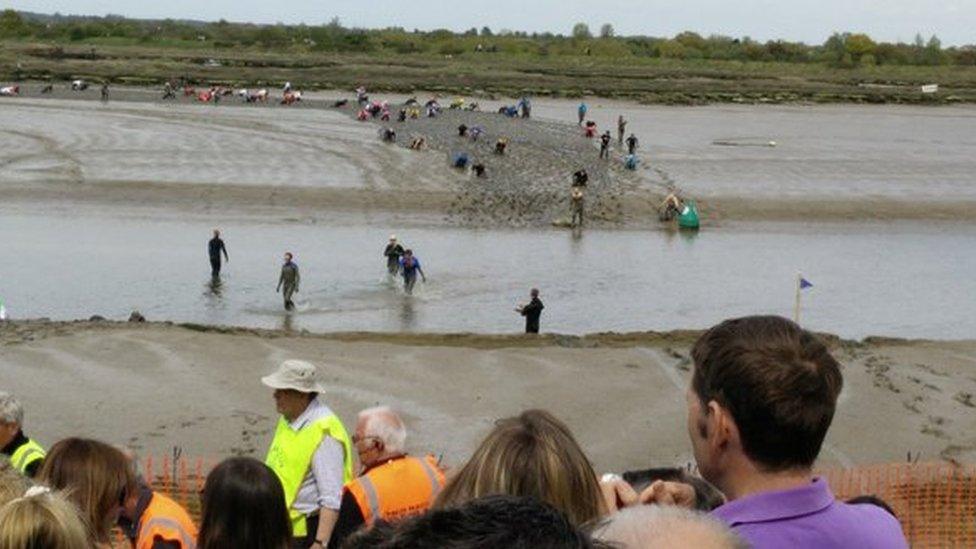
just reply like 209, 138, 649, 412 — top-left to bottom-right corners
1, 211, 973, 340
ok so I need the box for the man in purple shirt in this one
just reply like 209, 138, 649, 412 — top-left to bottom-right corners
685, 315, 908, 549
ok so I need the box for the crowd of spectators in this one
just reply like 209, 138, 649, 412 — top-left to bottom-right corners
0, 315, 909, 548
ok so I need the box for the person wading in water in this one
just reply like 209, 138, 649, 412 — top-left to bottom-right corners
399, 249, 427, 295
384, 235, 405, 276
276, 252, 300, 311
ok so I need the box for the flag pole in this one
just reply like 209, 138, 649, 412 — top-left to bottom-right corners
793, 274, 801, 324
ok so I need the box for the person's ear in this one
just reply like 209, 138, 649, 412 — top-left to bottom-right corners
706, 401, 733, 452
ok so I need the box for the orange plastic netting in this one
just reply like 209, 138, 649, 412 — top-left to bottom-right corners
134, 456, 975, 548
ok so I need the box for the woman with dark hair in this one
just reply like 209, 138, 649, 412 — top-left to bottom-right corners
198, 456, 291, 549
37, 437, 136, 548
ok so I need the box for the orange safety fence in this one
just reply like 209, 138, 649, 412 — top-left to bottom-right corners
820, 461, 976, 548
131, 454, 976, 548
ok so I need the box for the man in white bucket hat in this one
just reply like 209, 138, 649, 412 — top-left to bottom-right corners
263, 360, 353, 549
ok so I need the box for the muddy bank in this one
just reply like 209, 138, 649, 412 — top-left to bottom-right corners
1, 320, 974, 471
3, 87, 976, 226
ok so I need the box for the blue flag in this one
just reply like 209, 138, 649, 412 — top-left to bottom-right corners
799, 277, 813, 290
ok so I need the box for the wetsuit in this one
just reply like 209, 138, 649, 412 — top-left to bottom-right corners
208, 237, 228, 277
521, 297, 545, 334
626, 136, 639, 155
384, 243, 405, 274
277, 261, 300, 310
399, 256, 423, 294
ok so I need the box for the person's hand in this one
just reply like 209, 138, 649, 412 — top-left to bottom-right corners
599, 474, 639, 513
639, 480, 697, 508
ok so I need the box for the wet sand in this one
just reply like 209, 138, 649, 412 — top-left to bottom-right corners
3, 87, 976, 226
1, 321, 973, 470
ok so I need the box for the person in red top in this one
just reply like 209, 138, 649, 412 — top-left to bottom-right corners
328, 407, 445, 548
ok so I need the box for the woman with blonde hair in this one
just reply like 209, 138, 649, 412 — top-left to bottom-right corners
0, 488, 91, 549
37, 438, 136, 547
434, 409, 606, 525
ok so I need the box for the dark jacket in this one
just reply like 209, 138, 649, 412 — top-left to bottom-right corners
521, 297, 545, 333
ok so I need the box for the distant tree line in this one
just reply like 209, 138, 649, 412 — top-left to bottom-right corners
2, 10, 974, 67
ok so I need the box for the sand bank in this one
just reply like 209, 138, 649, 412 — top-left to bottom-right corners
2, 320, 973, 472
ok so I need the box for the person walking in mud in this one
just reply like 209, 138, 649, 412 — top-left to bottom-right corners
276, 252, 300, 311
570, 188, 585, 228
208, 229, 229, 278
626, 133, 639, 155
516, 288, 545, 334
577, 102, 588, 126
384, 235, 405, 276
617, 115, 627, 146
399, 249, 426, 295
600, 131, 612, 159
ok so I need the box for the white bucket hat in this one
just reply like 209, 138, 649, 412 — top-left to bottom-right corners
261, 359, 327, 393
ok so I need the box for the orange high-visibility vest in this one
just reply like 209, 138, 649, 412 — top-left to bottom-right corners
344, 455, 445, 525
136, 492, 198, 549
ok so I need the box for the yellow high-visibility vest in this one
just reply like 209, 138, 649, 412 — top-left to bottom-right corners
11, 438, 45, 476
266, 414, 353, 537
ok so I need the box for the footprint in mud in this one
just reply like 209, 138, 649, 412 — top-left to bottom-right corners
952, 392, 975, 408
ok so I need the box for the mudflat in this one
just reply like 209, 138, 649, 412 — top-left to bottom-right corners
2, 321, 973, 471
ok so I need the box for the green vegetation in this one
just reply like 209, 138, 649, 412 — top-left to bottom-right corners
2, 10, 976, 104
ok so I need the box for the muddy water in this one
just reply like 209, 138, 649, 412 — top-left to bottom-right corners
1, 211, 973, 340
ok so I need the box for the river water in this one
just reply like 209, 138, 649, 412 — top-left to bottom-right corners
1, 211, 972, 340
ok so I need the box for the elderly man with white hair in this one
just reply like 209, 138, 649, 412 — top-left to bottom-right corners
590, 505, 748, 549
263, 360, 354, 549
0, 391, 46, 478
327, 406, 445, 548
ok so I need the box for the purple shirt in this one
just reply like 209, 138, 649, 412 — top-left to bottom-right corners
712, 477, 907, 549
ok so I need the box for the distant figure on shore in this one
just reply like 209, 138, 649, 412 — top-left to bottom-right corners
572, 168, 588, 188
570, 188, 585, 227
617, 115, 627, 145
661, 192, 684, 221
208, 229, 229, 278
600, 131, 612, 159
577, 102, 587, 126
516, 288, 545, 334
409, 136, 427, 150
100, 83, 109, 102
518, 96, 532, 118
276, 252, 300, 311
626, 133, 639, 155
399, 249, 426, 295
384, 235, 405, 276
473, 163, 487, 177
458, 123, 468, 137
494, 138, 508, 155
162, 82, 176, 100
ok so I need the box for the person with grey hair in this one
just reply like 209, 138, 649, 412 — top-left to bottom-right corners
328, 406, 446, 548
590, 505, 748, 549
0, 392, 45, 478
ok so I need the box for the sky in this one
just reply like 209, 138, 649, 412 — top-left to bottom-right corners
7, 0, 975, 46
